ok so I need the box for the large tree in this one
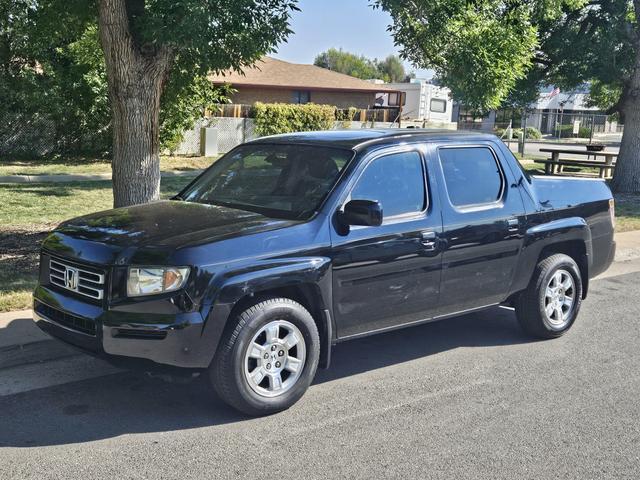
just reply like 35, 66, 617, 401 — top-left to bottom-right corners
314, 47, 408, 82
375, 0, 640, 193
314, 48, 380, 80
97, 0, 297, 206
4, 0, 297, 206
377, 54, 407, 82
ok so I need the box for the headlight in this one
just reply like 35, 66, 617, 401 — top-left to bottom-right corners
127, 266, 190, 297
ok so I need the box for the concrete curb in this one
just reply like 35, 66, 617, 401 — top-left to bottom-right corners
0, 169, 202, 184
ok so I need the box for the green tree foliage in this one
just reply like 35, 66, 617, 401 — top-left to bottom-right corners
0, 1, 246, 156
374, 0, 640, 192
314, 48, 379, 80
160, 77, 234, 154
374, 0, 538, 112
0, 1, 111, 155
2, 0, 298, 206
376, 54, 406, 82
314, 48, 408, 82
253, 102, 336, 136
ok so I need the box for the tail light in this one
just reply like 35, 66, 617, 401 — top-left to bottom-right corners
609, 198, 615, 229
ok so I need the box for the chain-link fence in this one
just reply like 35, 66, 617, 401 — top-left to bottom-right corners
173, 118, 405, 155
0, 112, 111, 158
459, 111, 622, 143
173, 117, 259, 156
524, 111, 622, 140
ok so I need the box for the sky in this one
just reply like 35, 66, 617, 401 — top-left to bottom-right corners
273, 0, 432, 80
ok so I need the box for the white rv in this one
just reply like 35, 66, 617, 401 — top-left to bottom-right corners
376, 79, 454, 127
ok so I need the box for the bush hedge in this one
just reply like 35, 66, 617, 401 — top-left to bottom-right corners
556, 124, 592, 138
495, 126, 542, 140
253, 102, 336, 136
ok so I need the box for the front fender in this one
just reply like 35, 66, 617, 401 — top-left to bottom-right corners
196, 257, 333, 367
509, 217, 592, 296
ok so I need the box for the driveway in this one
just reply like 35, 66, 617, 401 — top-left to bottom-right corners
1, 266, 639, 479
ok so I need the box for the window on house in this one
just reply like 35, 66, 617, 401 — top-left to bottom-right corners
439, 147, 504, 207
388, 92, 400, 106
456, 107, 486, 124
430, 98, 447, 113
386, 92, 406, 107
292, 90, 311, 104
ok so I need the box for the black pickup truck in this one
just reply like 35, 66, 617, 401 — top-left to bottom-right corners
33, 130, 616, 415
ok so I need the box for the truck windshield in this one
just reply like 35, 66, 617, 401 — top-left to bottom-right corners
179, 144, 354, 219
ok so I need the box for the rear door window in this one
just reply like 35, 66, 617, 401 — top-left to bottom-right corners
439, 147, 504, 207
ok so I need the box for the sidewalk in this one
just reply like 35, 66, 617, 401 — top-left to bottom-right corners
614, 229, 640, 261
0, 169, 202, 184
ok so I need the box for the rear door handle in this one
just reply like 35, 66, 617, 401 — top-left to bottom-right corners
420, 231, 438, 251
507, 218, 519, 232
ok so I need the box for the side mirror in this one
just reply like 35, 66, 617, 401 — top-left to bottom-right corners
339, 199, 383, 227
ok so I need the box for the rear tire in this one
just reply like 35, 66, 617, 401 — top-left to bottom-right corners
209, 297, 320, 416
515, 253, 583, 339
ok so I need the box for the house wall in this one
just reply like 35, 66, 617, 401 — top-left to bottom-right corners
229, 87, 376, 108
309, 91, 375, 109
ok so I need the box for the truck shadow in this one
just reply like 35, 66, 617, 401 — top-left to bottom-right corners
0, 306, 530, 447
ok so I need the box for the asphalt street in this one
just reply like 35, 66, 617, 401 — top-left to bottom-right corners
1, 269, 639, 479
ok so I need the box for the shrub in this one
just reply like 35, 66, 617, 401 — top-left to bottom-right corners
253, 102, 337, 136
556, 124, 592, 138
494, 126, 541, 140
523, 127, 542, 139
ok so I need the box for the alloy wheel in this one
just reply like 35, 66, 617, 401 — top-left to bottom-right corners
544, 269, 576, 329
243, 320, 307, 398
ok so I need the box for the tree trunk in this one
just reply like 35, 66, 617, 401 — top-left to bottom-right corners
97, 0, 173, 207
611, 5, 640, 193
612, 94, 640, 193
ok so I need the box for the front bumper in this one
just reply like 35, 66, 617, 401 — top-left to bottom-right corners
33, 285, 212, 370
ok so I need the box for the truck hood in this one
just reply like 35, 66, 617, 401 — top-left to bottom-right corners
43, 200, 301, 264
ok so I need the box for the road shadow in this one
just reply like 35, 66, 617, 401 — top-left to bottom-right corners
0, 306, 531, 447
315, 305, 528, 384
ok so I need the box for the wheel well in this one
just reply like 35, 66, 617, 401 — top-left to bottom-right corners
539, 240, 589, 298
228, 284, 331, 368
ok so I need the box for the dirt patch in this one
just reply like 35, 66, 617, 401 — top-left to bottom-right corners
0, 223, 57, 287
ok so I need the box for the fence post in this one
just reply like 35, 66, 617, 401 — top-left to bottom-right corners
519, 112, 527, 156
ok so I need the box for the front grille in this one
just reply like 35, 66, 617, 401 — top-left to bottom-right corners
34, 300, 97, 336
49, 257, 105, 300
114, 329, 168, 340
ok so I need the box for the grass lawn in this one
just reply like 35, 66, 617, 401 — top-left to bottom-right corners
0, 175, 195, 312
0, 155, 218, 176
615, 194, 640, 233
0, 167, 639, 313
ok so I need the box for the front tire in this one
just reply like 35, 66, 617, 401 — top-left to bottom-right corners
210, 297, 320, 416
515, 254, 583, 339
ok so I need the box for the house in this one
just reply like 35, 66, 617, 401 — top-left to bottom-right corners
209, 56, 399, 109
527, 89, 604, 134
452, 86, 618, 135
379, 79, 453, 124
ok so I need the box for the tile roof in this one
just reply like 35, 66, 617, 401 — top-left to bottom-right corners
209, 57, 398, 93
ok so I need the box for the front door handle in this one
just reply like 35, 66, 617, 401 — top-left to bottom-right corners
420, 231, 438, 251
507, 218, 519, 232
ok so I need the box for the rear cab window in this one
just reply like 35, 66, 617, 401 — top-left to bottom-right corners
438, 146, 505, 208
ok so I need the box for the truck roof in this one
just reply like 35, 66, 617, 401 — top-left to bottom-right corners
249, 129, 498, 150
